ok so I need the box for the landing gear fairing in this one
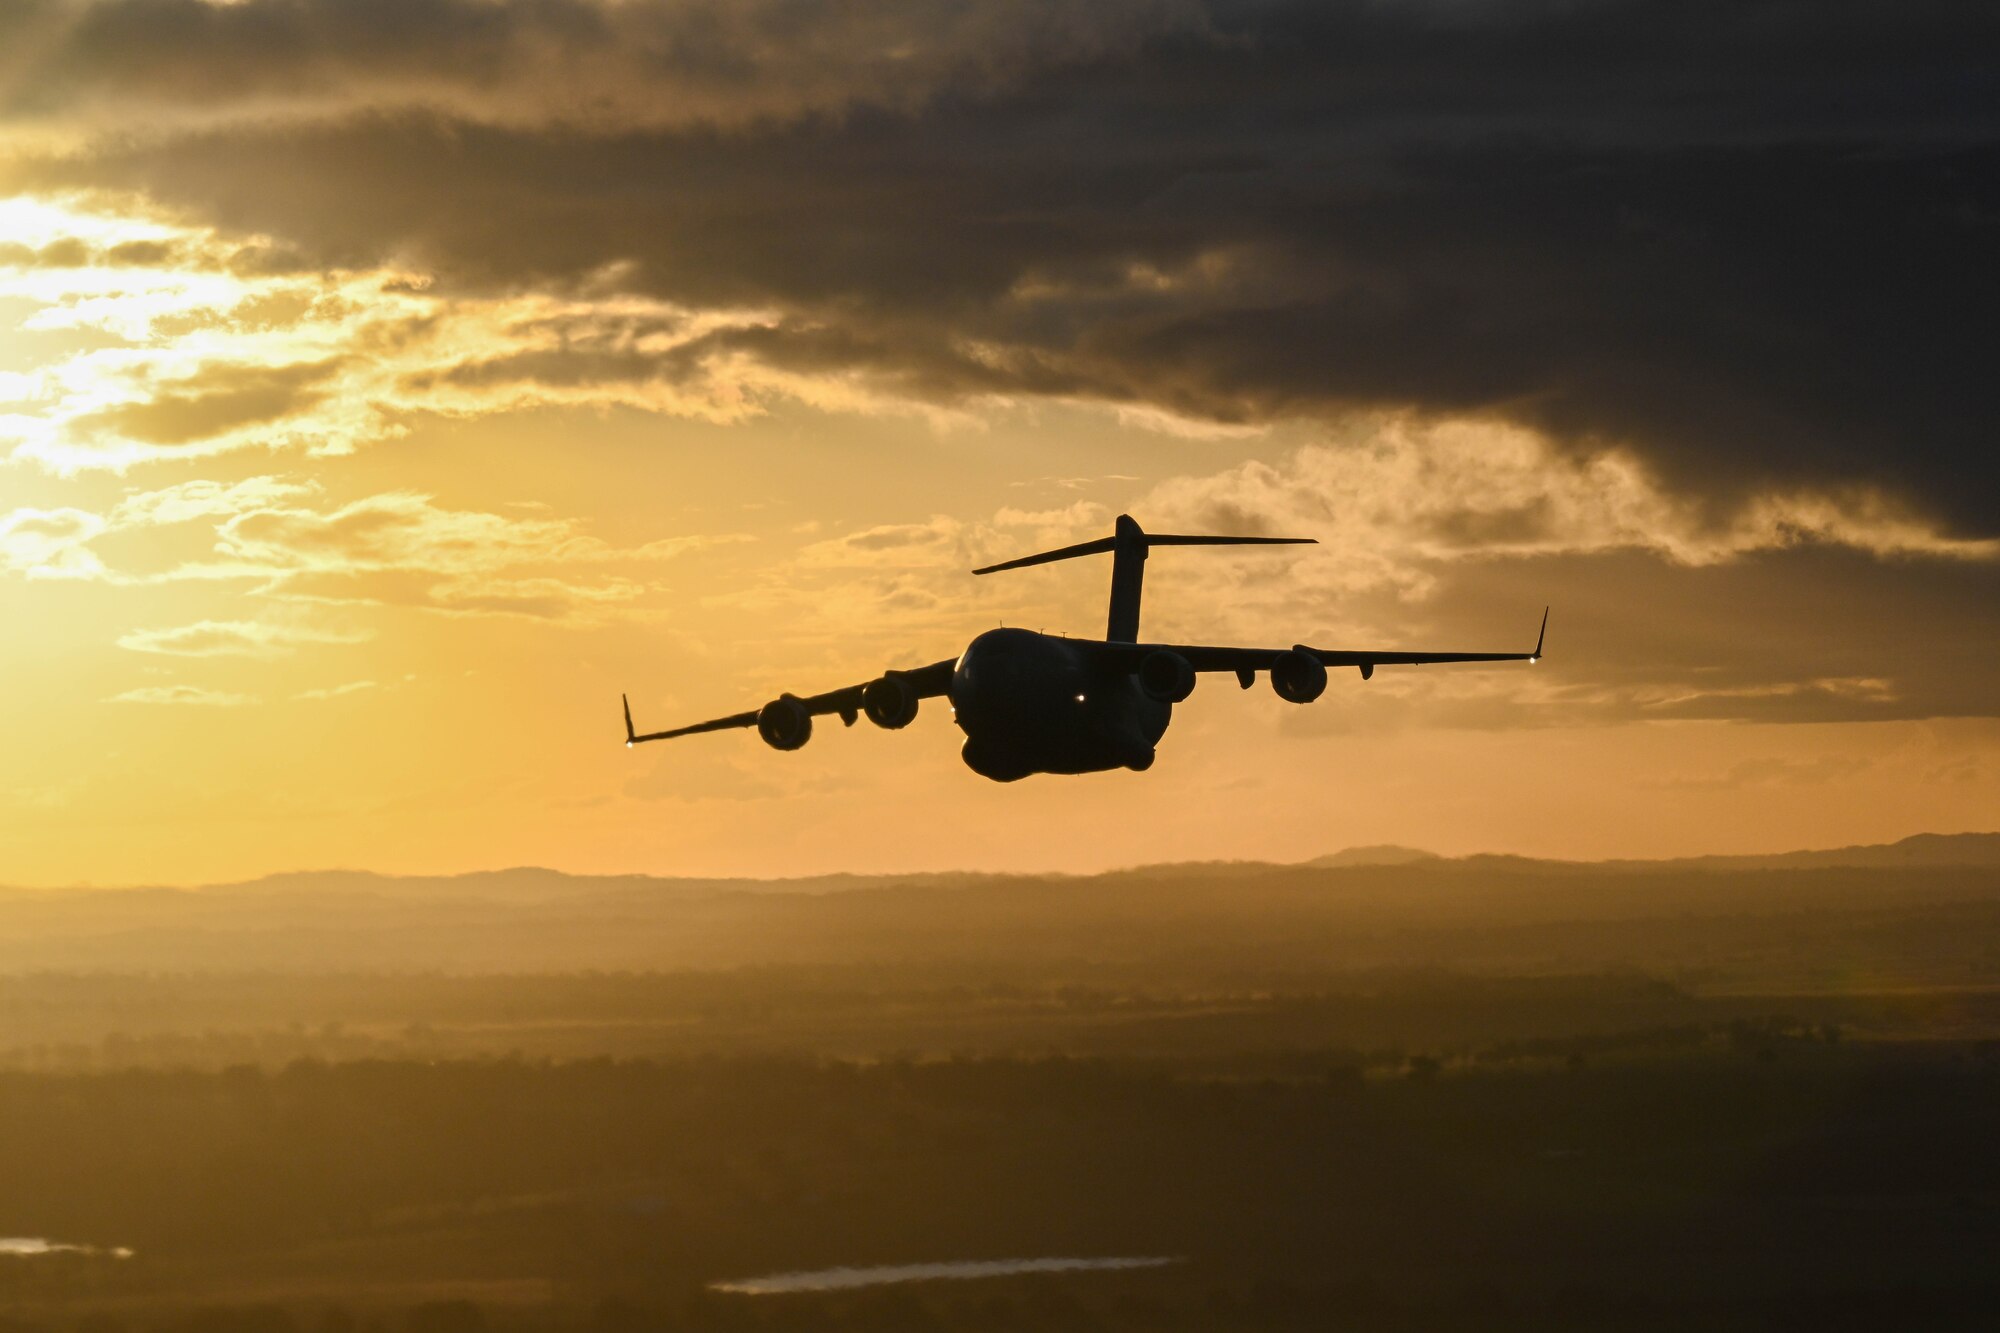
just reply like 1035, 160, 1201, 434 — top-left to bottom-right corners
621, 515, 1547, 782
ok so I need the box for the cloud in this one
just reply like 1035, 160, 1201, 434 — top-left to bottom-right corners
0, 198, 815, 471
218, 491, 583, 573
803, 516, 964, 564
210, 490, 723, 619
0, 194, 996, 473
0, 0, 1200, 136
105, 684, 256, 706
109, 474, 318, 527
116, 618, 368, 657
2, 462, 731, 622
293, 679, 376, 700
1302, 543, 2000, 729
1, 2, 1992, 745
1138, 420, 1997, 596
992, 501, 1110, 532
0, 505, 107, 578
73, 358, 342, 446
8, 1, 1994, 530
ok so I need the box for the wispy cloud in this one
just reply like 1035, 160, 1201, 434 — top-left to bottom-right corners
3, 466, 742, 621
292, 680, 377, 701
116, 619, 368, 658
109, 475, 319, 527
105, 684, 256, 706
0, 505, 107, 578
213, 491, 736, 620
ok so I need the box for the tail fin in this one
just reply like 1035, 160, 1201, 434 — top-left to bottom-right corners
972, 513, 1314, 642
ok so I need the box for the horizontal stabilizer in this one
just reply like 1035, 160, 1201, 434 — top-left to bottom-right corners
972, 536, 1116, 575
973, 530, 1313, 575
1143, 534, 1318, 549
974, 513, 1316, 642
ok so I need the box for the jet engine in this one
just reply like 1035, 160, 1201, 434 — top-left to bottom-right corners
1136, 650, 1196, 703
1270, 649, 1328, 704
862, 672, 921, 729
756, 695, 813, 750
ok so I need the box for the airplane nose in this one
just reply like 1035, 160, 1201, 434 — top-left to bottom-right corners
949, 658, 991, 726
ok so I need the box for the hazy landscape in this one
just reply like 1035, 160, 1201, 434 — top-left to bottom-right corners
0, 834, 1991, 1330
5, 0, 1996, 1327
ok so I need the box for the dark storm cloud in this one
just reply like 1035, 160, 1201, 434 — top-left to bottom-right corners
11, 0, 2000, 529
2, 0, 1196, 123
1260, 543, 2000, 734
1422, 546, 2000, 726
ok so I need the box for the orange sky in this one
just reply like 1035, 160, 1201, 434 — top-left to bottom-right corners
1, 5, 1996, 885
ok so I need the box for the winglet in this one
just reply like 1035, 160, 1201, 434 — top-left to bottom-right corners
1533, 607, 1549, 661
622, 693, 635, 747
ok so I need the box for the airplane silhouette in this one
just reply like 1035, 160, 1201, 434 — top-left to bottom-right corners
623, 514, 1546, 781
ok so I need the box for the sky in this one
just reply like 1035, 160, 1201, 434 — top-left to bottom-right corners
0, 0, 1995, 886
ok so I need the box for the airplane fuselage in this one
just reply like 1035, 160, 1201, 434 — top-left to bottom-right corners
950, 628, 1170, 781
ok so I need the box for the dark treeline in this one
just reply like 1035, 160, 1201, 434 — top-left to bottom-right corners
0, 1048, 1996, 1330
0, 967, 1993, 1073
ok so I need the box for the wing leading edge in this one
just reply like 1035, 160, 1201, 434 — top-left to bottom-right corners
623, 657, 957, 746
1144, 607, 1548, 681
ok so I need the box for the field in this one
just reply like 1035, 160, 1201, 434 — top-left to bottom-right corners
0, 838, 1996, 1331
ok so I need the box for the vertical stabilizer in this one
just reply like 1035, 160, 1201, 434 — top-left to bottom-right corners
1106, 514, 1149, 643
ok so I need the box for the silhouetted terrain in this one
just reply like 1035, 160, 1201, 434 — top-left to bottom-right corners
0, 835, 1994, 1331
3, 832, 1997, 979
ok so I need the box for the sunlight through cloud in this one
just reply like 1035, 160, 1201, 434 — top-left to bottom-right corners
0, 192, 898, 474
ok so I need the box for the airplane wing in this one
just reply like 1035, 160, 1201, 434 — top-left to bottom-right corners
1138, 608, 1548, 682
622, 656, 957, 745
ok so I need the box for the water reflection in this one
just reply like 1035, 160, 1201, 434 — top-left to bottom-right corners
0, 1238, 133, 1259
713, 1256, 1177, 1294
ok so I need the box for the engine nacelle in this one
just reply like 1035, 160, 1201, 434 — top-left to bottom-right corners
1136, 650, 1196, 704
756, 695, 813, 750
862, 672, 921, 729
1270, 649, 1328, 704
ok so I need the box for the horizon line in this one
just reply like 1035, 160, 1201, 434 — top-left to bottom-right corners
8, 829, 1995, 894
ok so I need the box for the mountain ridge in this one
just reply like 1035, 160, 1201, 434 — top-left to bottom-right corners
5, 831, 1994, 901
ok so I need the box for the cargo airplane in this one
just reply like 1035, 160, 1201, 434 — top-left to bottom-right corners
622, 515, 1546, 782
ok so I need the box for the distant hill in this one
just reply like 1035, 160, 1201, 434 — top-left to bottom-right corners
0, 831, 1989, 977
1304, 845, 1443, 868
1431, 831, 2000, 876
1640, 831, 2000, 872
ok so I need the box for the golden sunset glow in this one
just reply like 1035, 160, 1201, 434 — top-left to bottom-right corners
3, 9, 2000, 1330
1, 3, 1995, 890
